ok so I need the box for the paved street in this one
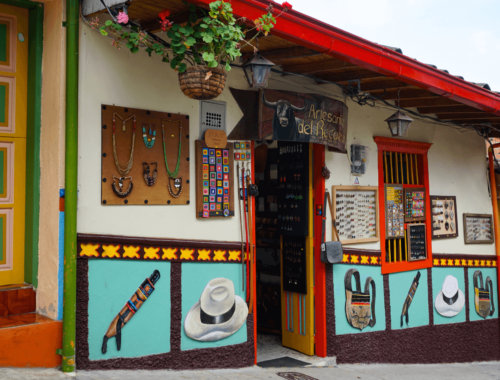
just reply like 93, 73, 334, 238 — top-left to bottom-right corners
2, 362, 500, 380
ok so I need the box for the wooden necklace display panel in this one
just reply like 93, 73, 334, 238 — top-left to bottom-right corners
101, 105, 190, 205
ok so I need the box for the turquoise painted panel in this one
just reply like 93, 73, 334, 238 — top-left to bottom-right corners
0, 24, 6, 63
390, 269, 429, 330
432, 267, 466, 325
333, 264, 385, 335
468, 267, 498, 322
0, 84, 6, 124
88, 260, 171, 360
181, 262, 247, 350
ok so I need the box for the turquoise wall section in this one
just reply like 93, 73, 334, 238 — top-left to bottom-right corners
333, 264, 385, 335
181, 262, 247, 350
432, 267, 466, 325
390, 269, 429, 330
88, 260, 171, 360
468, 267, 499, 322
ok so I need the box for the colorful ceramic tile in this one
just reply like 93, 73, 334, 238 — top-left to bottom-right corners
210, 204, 216, 210
203, 210, 209, 218
224, 195, 229, 203
217, 196, 222, 203
210, 179, 216, 187
210, 173, 216, 179
203, 196, 209, 203
223, 150, 229, 157
223, 203, 230, 210
235, 153, 240, 160
223, 157, 228, 165
203, 204, 209, 211
216, 150, 222, 157
217, 173, 222, 179
217, 188, 223, 195
209, 157, 215, 164
216, 165, 222, 172
202, 148, 209, 156
210, 165, 215, 172
235, 142, 240, 149
216, 157, 222, 164
246, 152, 251, 161
241, 153, 246, 160
210, 196, 215, 202
223, 166, 229, 173
223, 181, 229, 188
224, 189, 229, 195
203, 180, 209, 187
223, 174, 229, 180
210, 188, 216, 195
217, 180, 222, 187
202, 157, 208, 164
203, 173, 208, 180
209, 149, 215, 156
203, 188, 209, 195
216, 204, 222, 210
203, 164, 209, 172
245, 142, 251, 149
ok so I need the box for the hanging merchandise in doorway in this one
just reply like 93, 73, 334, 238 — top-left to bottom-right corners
282, 235, 307, 294
278, 141, 309, 236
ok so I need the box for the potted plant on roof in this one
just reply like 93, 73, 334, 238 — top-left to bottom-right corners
92, 0, 293, 100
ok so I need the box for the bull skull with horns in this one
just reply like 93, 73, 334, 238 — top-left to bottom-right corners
262, 91, 308, 128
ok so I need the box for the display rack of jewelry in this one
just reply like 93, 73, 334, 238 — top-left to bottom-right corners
332, 185, 379, 245
463, 213, 494, 244
101, 105, 190, 205
407, 223, 427, 261
282, 235, 307, 294
430, 196, 458, 239
384, 184, 404, 239
195, 140, 235, 218
277, 141, 309, 237
404, 187, 426, 222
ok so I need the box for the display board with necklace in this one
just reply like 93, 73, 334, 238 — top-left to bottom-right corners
112, 112, 136, 197
162, 119, 183, 198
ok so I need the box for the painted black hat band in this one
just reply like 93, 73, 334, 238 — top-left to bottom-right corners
200, 302, 236, 325
442, 291, 459, 306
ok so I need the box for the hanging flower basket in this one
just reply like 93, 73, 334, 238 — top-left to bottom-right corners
178, 65, 227, 100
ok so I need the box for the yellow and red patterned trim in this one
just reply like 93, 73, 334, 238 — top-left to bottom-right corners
338, 248, 381, 266
433, 254, 497, 268
77, 234, 243, 263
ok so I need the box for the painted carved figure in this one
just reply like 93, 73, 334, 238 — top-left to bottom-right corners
473, 270, 495, 318
345, 268, 376, 330
262, 91, 307, 141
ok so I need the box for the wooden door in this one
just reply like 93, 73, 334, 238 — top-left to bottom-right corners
0, 4, 28, 285
280, 143, 315, 355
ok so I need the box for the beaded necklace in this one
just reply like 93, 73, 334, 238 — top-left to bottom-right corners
112, 113, 136, 176
142, 123, 156, 149
162, 119, 183, 198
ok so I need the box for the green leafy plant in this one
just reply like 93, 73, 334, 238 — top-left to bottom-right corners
93, 0, 292, 73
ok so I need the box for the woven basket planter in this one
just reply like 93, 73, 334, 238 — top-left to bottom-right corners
178, 65, 227, 100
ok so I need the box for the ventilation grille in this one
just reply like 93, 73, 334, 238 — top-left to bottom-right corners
206, 112, 222, 129
200, 100, 226, 138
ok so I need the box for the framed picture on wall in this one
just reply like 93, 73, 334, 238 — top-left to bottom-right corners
430, 196, 458, 239
463, 213, 494, 244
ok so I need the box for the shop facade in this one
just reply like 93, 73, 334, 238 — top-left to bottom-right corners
74, 0, 500, 370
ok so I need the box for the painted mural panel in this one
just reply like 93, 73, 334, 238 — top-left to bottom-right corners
468, 267, 498, 322
181, 262, 247, 350
88, 260, 171, 360
333, 264, 385, 335
432, 267, 466, 325
390, 269, 429, 330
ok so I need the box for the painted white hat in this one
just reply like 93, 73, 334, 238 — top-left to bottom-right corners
435, 275, 465, 317
184, 277, 248, 342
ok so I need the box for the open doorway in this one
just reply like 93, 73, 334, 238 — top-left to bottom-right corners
253, 141, 318, 367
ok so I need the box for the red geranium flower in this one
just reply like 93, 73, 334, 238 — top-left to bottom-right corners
159, 9, 171, 20
282, 1, 293, 10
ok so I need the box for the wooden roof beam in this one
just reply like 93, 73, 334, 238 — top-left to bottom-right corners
367, 88, 437, 100
417, 105, 484, 114
437, 113, 499, 121
282, 59, 355, 75
399, 97, 462, 108
450, 118, 500, 124
242, 46, 322, 62
357, 79, 409, 92
316, 68, 385, 83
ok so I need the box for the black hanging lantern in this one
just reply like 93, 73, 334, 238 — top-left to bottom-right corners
385, 110, 414, 137
241, 53, 274, 88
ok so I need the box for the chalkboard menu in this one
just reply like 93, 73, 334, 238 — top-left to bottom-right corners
385, 184, 404, 239
282, 235, 307, 294
407, 223, 427, 261
404, 187, 426, 222
277, 141, 309, 237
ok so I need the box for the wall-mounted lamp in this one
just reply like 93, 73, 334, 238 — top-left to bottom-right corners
241, 53, 274, 88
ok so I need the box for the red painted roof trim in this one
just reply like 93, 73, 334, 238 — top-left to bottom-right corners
191, 0, 500, 116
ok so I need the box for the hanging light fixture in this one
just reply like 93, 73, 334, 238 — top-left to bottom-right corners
385, 89, 414, 137
241, 52, 274, 88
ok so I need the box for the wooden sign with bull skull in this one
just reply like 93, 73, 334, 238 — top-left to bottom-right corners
228, 88, 348, 153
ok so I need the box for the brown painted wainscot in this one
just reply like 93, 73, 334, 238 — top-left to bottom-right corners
326, 248, 500, 364
76, 234, 253, 370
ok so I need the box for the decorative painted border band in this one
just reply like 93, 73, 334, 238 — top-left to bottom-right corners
77, 234, 243, 263
433, 254, 497, 268
338, 248, 381, 266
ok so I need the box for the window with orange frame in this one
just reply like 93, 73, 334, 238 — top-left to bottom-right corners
374, 137, 433, 274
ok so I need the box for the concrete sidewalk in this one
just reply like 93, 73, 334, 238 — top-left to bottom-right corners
1, 362, 500, 380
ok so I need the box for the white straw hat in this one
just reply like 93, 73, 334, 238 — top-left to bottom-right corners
434, 275, 465, 317
184, 278, 248, 342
